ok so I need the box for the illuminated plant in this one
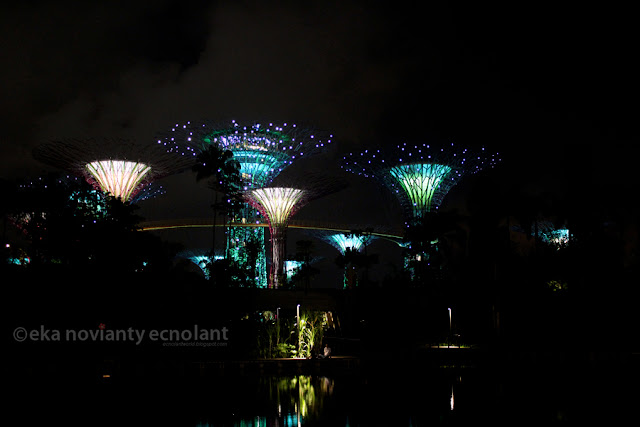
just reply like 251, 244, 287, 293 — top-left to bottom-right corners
33, 138, 191, 202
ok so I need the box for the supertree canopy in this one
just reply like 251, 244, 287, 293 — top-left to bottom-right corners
33, 138, 192, 202
84, 160, 152, 201
329, 233, 375, 254
342, 141, 500, 223
245, 176, 346, 289
308, 229, 378, 255
158, 119, 333, 189
249, 187, 306, 227
176, 249, 224, 280
158, 119, 334, 288
309, 229, 378, 289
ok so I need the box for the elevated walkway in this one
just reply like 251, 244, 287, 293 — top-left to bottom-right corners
139, 218, 404, 244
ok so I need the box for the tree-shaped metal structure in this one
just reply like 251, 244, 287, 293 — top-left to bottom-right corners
176, 249, 224, 280
33, 138, 192, 202
157, 119, 333, 189
308, 229, 377, 255
342, 141, 500, 282
342, 141, 500, 224
308, 229, 378, 288
245, 175, 346, 289
158, 119, 334, 288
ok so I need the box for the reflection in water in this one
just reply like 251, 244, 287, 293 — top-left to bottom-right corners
274, 375, 334, 424
450, 384, 454, 411
195, 375, 335, 426
191, 368, 576, 426
196, 373, 460, 426
450, 375, 461, 411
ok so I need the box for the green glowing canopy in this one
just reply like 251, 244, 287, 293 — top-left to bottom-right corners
388, 163, 452, 216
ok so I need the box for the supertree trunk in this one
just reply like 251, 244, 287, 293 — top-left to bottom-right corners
269, 226, 287, 289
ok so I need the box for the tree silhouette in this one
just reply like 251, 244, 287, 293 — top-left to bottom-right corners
403, 210, 467, 287
288, 240, 319, 290
192, 145, 241, 257
4, 173, 170, 274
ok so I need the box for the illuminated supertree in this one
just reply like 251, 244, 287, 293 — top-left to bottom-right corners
309, 229, 378, 288
33, 138, 192, 202
158, 119, 334, 288
342, 141, 500, 280
342, 141, 500, 222
245, 176, 346, 289
176, 249, 224, 280
158, 119, 332, 188
327, 233, 376, 254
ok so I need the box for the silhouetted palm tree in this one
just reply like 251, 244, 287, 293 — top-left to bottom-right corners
192, 145, 241, 258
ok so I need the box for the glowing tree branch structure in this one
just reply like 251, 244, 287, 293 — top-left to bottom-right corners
245, 176, 346, 289
158, 119, 334, 288
158, 119, 333, 189
177, 249, 224, 280
342, 141, 499, 281
309, 229, 377, 255
33, 138, 192, 202
309, 229, 378, 288
342, 142, 500, 224
246, 187, 306, 289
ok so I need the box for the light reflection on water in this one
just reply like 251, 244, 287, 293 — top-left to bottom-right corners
13, 364, 626, 426
196, 375, 338, 427
194, 372, 466, 426
9, 358, 632, 425
186, 364, 616, 426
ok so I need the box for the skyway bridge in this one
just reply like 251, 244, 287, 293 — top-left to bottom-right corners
139, 218, 405, 245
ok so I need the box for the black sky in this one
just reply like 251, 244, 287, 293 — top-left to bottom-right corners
1, 1, 636, 228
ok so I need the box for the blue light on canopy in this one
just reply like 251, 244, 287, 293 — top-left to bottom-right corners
232, 150, 288, 187
329, 234, 366, 254
188, 254, 223, 280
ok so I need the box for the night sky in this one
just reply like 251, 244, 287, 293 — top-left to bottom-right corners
1, 1, 637, 283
